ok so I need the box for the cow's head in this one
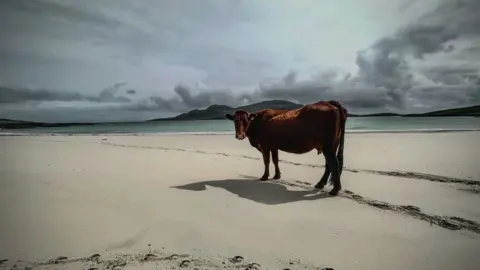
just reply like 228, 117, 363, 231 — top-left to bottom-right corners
225, 110, 257, 140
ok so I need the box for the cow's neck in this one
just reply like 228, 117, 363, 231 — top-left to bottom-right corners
246, 118, 267, 151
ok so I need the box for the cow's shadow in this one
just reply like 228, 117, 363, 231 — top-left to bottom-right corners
171, 177, 332, 205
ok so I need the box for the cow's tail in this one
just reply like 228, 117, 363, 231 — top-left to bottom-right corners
328, 100, 347, 173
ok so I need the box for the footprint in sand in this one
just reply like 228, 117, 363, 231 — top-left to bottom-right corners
89, 254, 101, 259
245, 262, 261, 270
142, 253, 157, 261
229, 255, 244, 263
105, 259, 126, 269
48, 256, 68, 264
179, 260, 190, 268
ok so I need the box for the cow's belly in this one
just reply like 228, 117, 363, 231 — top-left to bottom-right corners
262, 121, 327, 154
273, 138, 320, 154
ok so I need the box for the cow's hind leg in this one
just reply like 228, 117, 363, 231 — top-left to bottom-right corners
337, 147, 344, 176
271, 149, 281, 179
321, 110, 343, 195
314, 153, 331, 190
324, 149, 341, 195
259, 149, 270, 181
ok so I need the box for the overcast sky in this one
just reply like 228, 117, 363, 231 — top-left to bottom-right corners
1, 0, 479, 122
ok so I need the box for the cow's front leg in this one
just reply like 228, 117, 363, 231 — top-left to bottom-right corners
259, 148, 270, 181
271, 149, 281, 179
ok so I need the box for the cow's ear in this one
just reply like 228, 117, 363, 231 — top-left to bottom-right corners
248, 113, 257, 121
225, 113, 234, 121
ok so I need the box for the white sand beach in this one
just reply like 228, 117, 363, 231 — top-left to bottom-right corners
1, 132, 479, 269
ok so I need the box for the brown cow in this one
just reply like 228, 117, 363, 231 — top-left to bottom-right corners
225, 100, 347, 196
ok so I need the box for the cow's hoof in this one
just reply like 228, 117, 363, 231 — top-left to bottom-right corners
273, 174, 281, 180
259, 175, 269, 181
329, 189, 340, 196
314, 183, 325, 189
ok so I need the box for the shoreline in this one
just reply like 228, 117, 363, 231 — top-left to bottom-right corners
2, 128, 480, 137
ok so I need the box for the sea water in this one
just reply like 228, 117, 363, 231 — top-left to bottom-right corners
3, 116, 480, 135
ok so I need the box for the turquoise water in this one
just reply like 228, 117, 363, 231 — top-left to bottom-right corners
4, 117, 480, 134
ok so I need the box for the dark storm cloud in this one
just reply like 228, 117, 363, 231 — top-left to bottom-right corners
0, 83, 131, 104
173, 85, 240, 108
128, 85, 246, 113
254, 71, 330, 103
423, 65, 480, 85
147, 96, 183, 112
0, 81, 244, 116
246, 70, 393, 111
463, 45, 480, 54
1, 0, 120, 27
0, 86, 91, 104
349, 0, 480, 109
0, 0, 126, 44
407, 85, 479, 109
126, 89, 136, 95
245, 0, 480, 112
0, 0, 265, 69
98, 82, 130, 103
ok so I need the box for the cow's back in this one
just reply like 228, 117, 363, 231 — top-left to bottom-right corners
258, 102, 339, 153
270, 101, 337, 128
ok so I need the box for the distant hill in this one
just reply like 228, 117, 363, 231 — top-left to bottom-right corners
148, 100, 414, 121
403, 105, 480, 117
149, 101, 480, 121
148, 100, 305, 121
